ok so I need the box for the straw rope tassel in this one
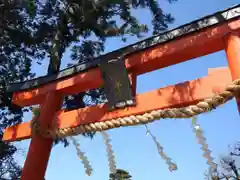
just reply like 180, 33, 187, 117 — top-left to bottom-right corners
69, 136, 93, 176
101, 131, 117, 174
145, 125, 177, 172
191, 117, 217, 171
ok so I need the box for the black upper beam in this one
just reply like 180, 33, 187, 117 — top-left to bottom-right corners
6, 4, 240, 93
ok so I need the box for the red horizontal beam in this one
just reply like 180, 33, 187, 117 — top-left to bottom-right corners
208, 67, 233, 93
13, 69, 103, 106
11, 18, 240, 107
3, 67, 232, 142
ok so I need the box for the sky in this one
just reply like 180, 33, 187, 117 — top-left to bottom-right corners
13, 0, 240, 180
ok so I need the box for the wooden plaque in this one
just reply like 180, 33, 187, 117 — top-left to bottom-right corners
99, 57, 136, 111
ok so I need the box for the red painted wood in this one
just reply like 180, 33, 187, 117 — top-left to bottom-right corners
3, 68, 232, 142
20, 92, 63, 180
224, 31, 240, 113
12, 19, 240, 107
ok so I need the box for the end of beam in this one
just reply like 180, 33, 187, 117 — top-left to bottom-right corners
3, 122, 32, 142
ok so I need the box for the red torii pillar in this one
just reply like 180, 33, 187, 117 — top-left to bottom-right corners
224, 32, 240, 112
20, 92, 62, 180
19, 74, 136, 180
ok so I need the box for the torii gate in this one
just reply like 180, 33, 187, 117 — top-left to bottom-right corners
2, 4, 240, 180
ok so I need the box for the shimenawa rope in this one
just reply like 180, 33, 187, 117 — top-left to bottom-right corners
31, 79, 240, 139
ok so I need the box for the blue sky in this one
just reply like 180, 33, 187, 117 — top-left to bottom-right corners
14, 1, 240, 180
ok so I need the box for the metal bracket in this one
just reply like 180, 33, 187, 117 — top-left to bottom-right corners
99, 56, 136, 111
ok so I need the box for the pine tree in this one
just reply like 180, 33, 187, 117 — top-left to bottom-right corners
35, 0, 178, 141
109, 169, 132, 180
0, 1, 43, 179
0, 0, 178, 178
